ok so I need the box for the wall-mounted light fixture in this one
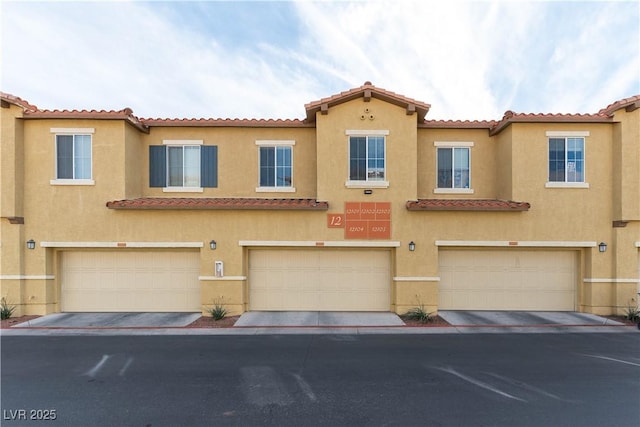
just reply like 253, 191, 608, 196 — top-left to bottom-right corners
408, 241, 416, 252
598, 242, 607, 253
26, 239, 36, 250
364, 189, 373, 195
209, 240, 217, 250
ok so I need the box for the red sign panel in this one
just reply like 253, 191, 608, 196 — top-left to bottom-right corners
344, 202, 391, 239
327, 213, 345, 228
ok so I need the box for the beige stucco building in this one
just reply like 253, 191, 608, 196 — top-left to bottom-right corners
1, 82, 639, 317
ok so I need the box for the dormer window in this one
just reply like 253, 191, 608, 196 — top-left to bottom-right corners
345, 130, 389, 188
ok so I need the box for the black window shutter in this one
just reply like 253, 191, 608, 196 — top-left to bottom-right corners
149, 145, 166, 187
201, 146, 218, 188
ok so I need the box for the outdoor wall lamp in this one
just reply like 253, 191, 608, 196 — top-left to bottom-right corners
26, 239, 36, 250
408, 241, 416, 252
209, 240, 217, 250
598, 242, 607, 253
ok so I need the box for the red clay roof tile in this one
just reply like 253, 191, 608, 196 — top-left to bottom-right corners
421, 119, 496, 129
106, 197, 329, 210
140, 117, 312, 128
488, 110, 612, 135
304, 81, 431, 122
21, 105, 149, 132
406, 199, 530, 211
0, 92, 38, 111
3, 90, 638, 133
598, 94, 640, 116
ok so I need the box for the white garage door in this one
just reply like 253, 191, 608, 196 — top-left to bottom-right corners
249, 249, 390, 311
61, 251, 201, 312
439, 249, 577, 311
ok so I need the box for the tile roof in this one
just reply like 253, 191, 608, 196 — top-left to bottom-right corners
24, 107, 149, 132
106, 197, 329, 210
489, 111, 612, 136
140, 118, 312, 128
421, 119, 496, 129
2, 89, 638, 134
598, 94, 640, 116
304, 81, 431, 122
0, 92, 38, 111
406, 199, 530, 211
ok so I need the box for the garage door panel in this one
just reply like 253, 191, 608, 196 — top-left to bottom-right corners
61, 251, 200, 312
439, 250, 576, 311
249, 249, 390, 311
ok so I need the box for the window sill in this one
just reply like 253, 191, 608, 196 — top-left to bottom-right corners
50, 179, 95, 186
345, 180, 389, 189
433, 188, 474, 194
545, 182, 590, 189
255, 187, 296, 193
163, 187, 204, 193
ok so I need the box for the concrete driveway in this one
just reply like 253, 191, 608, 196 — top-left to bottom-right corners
234, 311, 405, 327
11, 312, 201, 328
438, 311, 624, 326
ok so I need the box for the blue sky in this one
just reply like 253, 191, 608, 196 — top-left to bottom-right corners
2, 1, 638, 120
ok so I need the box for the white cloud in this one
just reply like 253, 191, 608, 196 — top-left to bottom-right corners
1, 1, 638, 121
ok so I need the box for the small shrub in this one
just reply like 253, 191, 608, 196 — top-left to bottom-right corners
208, 298, 227, 321
0, 297, 16, 320
404, 296, 433, 323
624, 305, 640, 324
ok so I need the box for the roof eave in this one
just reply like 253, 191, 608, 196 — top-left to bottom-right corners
105, 198, 329, 211
141, 119, 314, 128
489, 116, 612, 136
305, 84, 430, 122
406, 200, 531, 212
24, 110, 149, 133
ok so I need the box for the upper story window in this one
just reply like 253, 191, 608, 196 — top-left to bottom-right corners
255, 140, 295, 192
149, 140, 218, 192
168, 145, 200, 187
434, 141, 474, 194
346, 130, 389, 188
50, 128, 95, 185
546, 131, 589, 188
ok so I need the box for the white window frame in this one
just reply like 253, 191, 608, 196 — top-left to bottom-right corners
433, 141, 474, 194
255, 140, 296, 192
345, 130, 390, 188
162, 139, 204, 193
49, 128, 95, 185
545, 131, 589, 189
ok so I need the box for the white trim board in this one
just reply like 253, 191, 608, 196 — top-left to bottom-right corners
239, 240, 401, 248
436, 240, 597, 248
255, 140, 296, 146
41, 242, 204, 248
545, 131, 590, 137
162, 140, 203, 145
49, 179, 95, 186
434, 141, 474, 147
199, 276, 247, 281
50, 128, 95, 134
0, 275, 55, 280
583, 278, 640, 283
393, 277, 440, 282
345, 130, 389, 136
